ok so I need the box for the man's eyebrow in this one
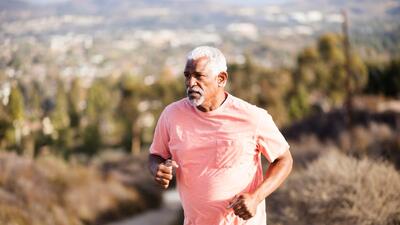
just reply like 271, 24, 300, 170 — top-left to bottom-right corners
184, 71, 203, 76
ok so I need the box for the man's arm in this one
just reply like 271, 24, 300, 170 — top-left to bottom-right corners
230, 148, 293, 220
253, 148, 293, 203
149, 154, 178, 189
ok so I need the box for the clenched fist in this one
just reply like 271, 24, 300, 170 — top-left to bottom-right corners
152, 159, 179, 189
227, 193, 258, 220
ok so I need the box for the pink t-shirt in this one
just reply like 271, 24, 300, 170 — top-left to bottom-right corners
150, 93, 290, 225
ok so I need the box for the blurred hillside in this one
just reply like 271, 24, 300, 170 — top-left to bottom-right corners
1, 0, 399, 76
0, 151, 162, 225
267, 150, 400, 225
2, 30, 399, 156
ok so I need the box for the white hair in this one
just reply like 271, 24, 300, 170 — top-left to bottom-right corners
186, 46, 227, 76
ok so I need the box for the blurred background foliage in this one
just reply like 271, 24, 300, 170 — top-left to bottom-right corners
1, 33, 391, 158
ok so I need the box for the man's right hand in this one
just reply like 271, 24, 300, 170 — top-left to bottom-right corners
153, 159, 179, 189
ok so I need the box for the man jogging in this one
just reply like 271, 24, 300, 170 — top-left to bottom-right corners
149, 46, 292, 225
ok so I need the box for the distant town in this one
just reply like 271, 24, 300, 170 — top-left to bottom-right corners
1, 0, 399, 97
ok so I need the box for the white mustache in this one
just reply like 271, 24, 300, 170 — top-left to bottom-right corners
186, 86, 204, 95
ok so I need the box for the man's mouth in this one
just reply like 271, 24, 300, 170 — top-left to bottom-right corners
188, 90, 202, 96
188, 90, 200, 95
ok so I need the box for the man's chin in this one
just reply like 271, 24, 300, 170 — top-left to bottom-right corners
188, 97, 204, 107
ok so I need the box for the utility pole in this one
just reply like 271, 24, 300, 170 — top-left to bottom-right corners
342, 9, 356, 153
342, 9, 353, 129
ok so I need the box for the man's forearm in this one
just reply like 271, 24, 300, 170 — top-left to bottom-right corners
252, 149, 293, 204
148, 154, 167, 175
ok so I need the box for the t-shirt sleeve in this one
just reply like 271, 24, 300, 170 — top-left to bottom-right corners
256, 109, 290, 163
149, 109, 171, 159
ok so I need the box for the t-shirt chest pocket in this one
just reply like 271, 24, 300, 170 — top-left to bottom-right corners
214, 139, 247, 168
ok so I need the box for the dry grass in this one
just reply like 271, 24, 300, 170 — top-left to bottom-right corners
286, 115, 400, 170
0, 151, 161, 225
268, 150, 400, 225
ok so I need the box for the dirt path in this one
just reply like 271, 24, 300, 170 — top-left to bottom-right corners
107, 190, 182, 225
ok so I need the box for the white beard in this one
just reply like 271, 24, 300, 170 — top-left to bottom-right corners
188, 95, 205, 106
186, 86, 205, 107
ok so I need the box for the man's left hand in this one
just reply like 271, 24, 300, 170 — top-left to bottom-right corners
228, 193, 258, 220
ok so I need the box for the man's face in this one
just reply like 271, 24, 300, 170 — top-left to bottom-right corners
184, 56, 219, 107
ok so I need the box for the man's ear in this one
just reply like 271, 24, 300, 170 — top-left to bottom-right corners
217, 72, 228, 87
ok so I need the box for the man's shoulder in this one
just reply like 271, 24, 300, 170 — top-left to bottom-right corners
229, 94, 267, 116
163, 97, 190, 115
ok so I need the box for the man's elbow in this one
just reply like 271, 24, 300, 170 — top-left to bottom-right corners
281, 148, 293, 176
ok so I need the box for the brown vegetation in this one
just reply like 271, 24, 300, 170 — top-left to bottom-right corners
283, 108, 400, 169
268, 150, 400, 225
0, 151, 161, 225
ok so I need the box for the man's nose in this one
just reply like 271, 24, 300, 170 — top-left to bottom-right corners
186, 76, 197, 87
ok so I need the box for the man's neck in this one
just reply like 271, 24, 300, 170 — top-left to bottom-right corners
196, 91, 227, 112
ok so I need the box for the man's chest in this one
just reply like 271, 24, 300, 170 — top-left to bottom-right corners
167, 119, 259, 169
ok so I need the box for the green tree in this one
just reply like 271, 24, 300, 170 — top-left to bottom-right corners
6, 82, 25, 149
68, 78, 84, 128
81, 78, 113, 155
51, 82, 70, 130
229, 56, 260, 104
365, 58, 400, 97
228, 57, 293, 125
86, 79, 111, 122
318, 33, 345, 64
288, 85, 310, 120
7, 83, 25, 122
2, 81, 35, 157
49, 81, 73, 155
0, 103, 12, 149
118, 73, 145, 155
31, 82, 43, 117
291, 33, 368, 113
81, 123, 101, 156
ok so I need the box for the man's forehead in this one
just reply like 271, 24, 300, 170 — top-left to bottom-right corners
185, 56, 209, 71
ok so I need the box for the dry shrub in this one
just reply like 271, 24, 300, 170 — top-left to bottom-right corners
268, 150, 400, 225
289, 120, 400, 170
95, 150, 163, 210
338, 122, 400, 169
0, 151, 158, 225
282, 109, 400, 168
338, 123, 394, 155
37, 154, 146, 224
0, 152, 70, 225
288, 134, 337, 169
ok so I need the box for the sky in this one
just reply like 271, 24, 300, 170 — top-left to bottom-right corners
20, 0, 292, 6
21, 0, 69, 5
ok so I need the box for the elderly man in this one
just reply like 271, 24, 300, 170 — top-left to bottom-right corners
149, 46, 292, 225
